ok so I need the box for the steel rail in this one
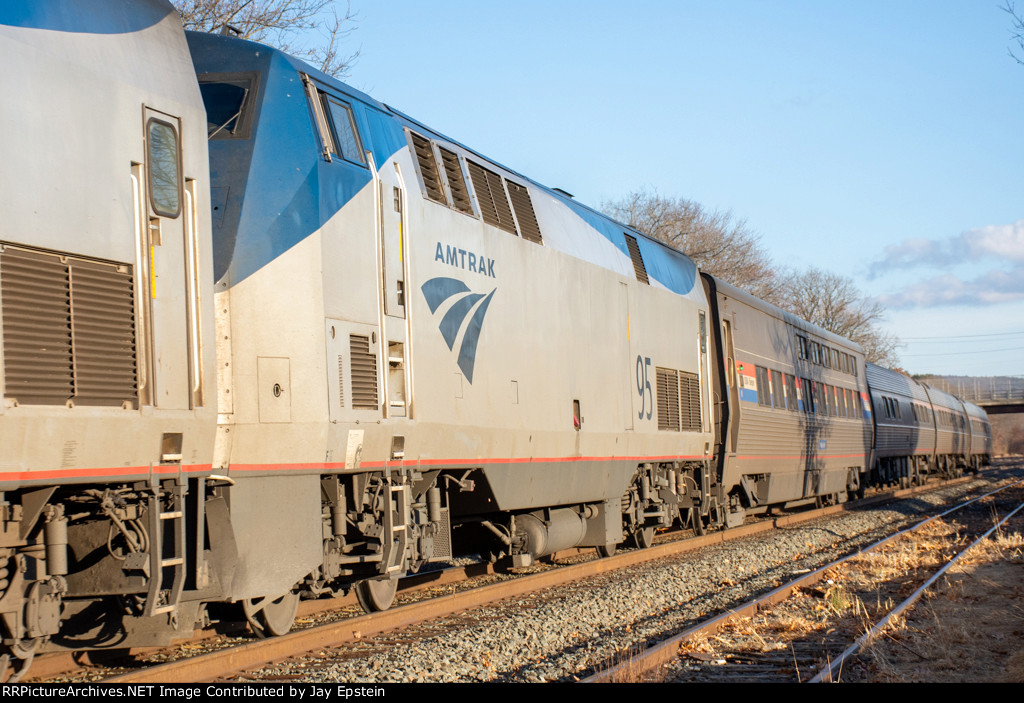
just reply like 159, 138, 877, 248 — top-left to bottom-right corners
584, 477, 1024, 683
809, 497, 1024, 683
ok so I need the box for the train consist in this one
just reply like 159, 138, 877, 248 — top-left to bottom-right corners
0, 1, 991, 680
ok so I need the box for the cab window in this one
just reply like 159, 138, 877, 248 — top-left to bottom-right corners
323, 97, 366, 165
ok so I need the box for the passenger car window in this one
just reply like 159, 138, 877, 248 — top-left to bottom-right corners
755, 366, 771, 407
784, 374, 798, 411
801, 378, 814, 413
771, 369, 785, 409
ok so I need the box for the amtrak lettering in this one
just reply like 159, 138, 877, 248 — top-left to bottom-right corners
421, 277, 496, 384
434, 242, 496, 278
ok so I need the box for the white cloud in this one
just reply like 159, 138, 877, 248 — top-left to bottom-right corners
870, 219, 1024, 277
877, 264, 1024, 309
965, 220, 1024, 261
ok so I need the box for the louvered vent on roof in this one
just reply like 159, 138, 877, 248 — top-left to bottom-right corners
468, 161, 516, 234
507, 182, 543, 244
467, 161, 498, 225
349, 334, 379, 410
1, 245, 138, 407
487, 170, 516, 234
438, 147, 474, 214
410, 132, 446, 204
624, 234, 649, 284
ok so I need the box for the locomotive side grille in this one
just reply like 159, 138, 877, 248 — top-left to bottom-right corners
1, 246, 138, 407
468, 161, 517, 234
624, 234, 649, 284
438, 147, 474, 214
1, 248, 74, 404
507, 182, 543, 244
69, 261, 137, 405
656, 367, 701, 432
656, 367, 680, 431
679, 371, 701, 432
349, 334, 379, 410
410, 132, 445, 204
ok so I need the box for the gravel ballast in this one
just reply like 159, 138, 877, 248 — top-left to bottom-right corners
239, 475, 1018, 683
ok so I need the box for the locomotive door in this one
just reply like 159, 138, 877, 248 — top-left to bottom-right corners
375, 157, 410, 418
721, 318, 738, 454
133, 106, 201, 414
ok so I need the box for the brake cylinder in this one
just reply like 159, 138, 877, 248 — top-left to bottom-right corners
43, 505, 68, 576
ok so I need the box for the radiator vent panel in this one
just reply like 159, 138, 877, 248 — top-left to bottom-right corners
349, 334, 379, 411
2, 246, 137, 407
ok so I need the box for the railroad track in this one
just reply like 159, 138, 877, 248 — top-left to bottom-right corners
32, 462, 1022, 683
587, 475, 1024, 683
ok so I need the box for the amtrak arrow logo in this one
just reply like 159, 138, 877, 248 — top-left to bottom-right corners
421, 277, 496, 384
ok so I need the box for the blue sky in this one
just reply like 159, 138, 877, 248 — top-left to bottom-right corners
319, 0, 1024, 377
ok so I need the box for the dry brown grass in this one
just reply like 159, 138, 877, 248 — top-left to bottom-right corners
604, 644, 649, 683
659, 513, 1024, 683
855, 520, 1024, 683
1005, 650, 1024, 683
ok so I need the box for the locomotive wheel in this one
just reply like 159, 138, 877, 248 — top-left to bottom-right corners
596, 543, 617, 558
689, 508, 706, 536
629, 526, 655, 550
242, 592, 299, 639
354, 577, 398, 613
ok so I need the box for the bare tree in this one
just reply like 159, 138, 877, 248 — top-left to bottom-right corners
777, 267, 900, 367
602, 189, 782, 304
1006, 1, 1024, 65
174, 0, 359, 77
